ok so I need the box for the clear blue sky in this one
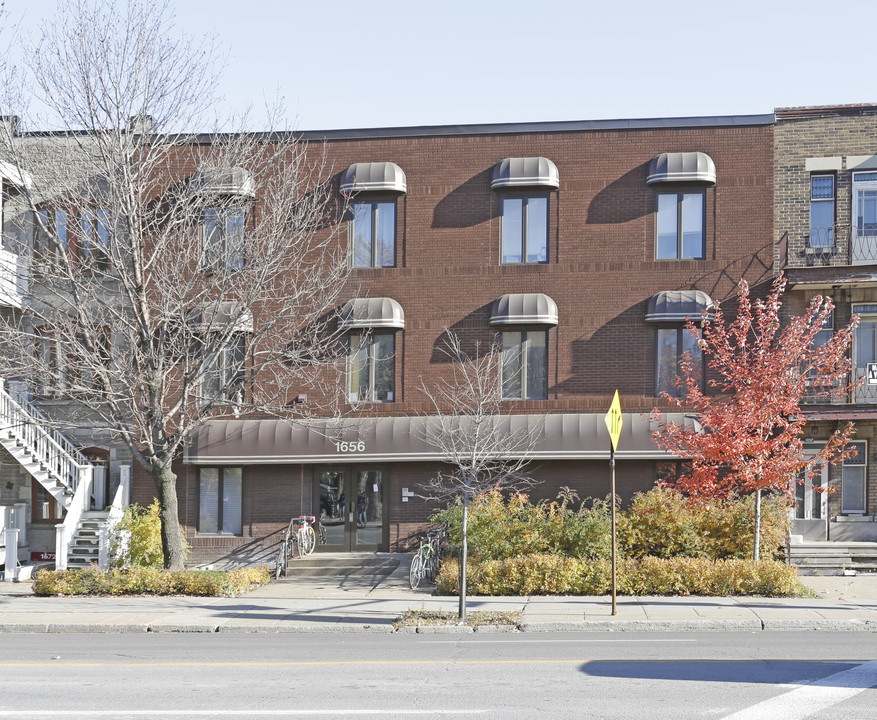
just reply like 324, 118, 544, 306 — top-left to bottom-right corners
7, 0, 876, 131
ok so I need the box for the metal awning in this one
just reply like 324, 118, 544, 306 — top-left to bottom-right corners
647, 152, 716, 186
338, 298, 405, 330
190, 301, 254, 333
340, 162, 407, 194
191, 167, 256, 197
490, 293, 558, 326
0, 161, 32, 190
185, 412, 698, 464
645, 290, 714, 323
491, 156, 559, 190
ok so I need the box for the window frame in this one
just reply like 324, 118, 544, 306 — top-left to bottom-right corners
350, 198, 397, 269
199, 332, 246, 404
841, 441, 867, 515
655, 326, 703, 397
31, 479, 65, 524
200, 205, 246, 272
33, 207, 69, 272
348, 330, 396, 403
197, 466, 243, 536
78, 207, 112, 272
500, 194, 549, 265
500, 329, 548, 400
655, 190, 705, 260
809, 174, 835, 248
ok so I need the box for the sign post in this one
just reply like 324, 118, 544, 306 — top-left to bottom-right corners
604, 390, 623, 616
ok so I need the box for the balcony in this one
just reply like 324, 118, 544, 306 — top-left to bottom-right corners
780, 225, 877, 270
802, 368, 877, 406
0, 247, 24, 309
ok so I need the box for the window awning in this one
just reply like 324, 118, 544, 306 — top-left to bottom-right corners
340, 162, 407, 194
338, 297, 405, 330
491, 157, 559, 190
185, 412, 699, 464
190, 301, 253, 333
490, 293, 558, 326
647, 152, 716, 186
192, 167, 256, 197
645, 290, 714, 323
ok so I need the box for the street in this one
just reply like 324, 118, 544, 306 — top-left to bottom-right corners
0, 632, 874, 719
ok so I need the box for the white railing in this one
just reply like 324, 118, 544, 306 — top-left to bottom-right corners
55, 464, 93, 571
99, 465, 131, 570
0, 379, 92, 497
1, 504, 26, 581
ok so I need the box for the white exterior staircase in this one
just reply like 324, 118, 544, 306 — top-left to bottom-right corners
0, 380, 102, 572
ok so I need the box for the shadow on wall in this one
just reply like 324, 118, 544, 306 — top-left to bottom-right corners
431, 170, 494, 229
429, 303, 497, 364
586, 163, 652, 225
189, 530, 283, 571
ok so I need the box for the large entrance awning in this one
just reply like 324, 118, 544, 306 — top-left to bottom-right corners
185, 413, 697, 464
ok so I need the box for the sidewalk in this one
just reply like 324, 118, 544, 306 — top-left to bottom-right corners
1, 557, 876, 634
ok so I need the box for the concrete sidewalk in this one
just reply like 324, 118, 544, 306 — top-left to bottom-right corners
1, 559, 876, 634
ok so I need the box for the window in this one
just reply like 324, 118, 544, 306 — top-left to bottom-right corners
841, 442, 867, 515
501, 330, 547, 400
33, 208, 68, 271
501, 196, 548, 264
810, 175, 835, 248
656, 460, 691, 484
32, 479, 64, 523
351, 200, 395, 268
35, 332, 64, 396
656, 327, 702, 397
656, 192, 704, 260
349, 332, 394, 402
198, 467, 242, 535
202, 207, 245, 271
79, 208, 111, 271
201, 334, 245, 403
852, 172, 877, 263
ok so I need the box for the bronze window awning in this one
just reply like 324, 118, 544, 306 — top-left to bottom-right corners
185, 412, 697, 465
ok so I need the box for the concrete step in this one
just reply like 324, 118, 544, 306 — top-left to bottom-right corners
284, 553, 401, 578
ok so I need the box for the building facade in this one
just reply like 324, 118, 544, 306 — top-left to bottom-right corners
776, 104, 877, 542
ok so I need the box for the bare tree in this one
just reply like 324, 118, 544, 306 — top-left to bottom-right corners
420, 333, 542, 620
0, 0, 350, 569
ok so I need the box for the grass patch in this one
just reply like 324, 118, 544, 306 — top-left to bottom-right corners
394, 609, 522, 629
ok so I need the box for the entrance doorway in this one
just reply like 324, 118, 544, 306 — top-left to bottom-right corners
314, 466, 387, 551
794, 448, 828, 520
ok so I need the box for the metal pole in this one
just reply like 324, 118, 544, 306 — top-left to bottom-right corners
610, 445, 617, 616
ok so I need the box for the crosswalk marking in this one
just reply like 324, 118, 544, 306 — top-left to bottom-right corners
719, 660, 877, 720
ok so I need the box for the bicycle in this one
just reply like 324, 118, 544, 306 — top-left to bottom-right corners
409, 528, 446, 589
293, 515, 317, 556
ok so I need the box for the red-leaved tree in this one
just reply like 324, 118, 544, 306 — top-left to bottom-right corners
651, 277, 858, 560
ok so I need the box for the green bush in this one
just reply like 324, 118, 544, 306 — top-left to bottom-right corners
111, 499, 189, 569
32, 566, 270, 597
435, 555, 800, 597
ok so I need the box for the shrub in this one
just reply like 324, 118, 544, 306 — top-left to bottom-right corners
110, 499, 189, 569
435, 555, 799, 597
32, 565, 270, 597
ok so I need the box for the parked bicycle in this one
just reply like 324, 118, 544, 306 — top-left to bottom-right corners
275, 515, 324, 579
409, 527, 447, 589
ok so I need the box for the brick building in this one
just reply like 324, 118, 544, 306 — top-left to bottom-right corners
165, 114, 776, 566
776, 104, 877, 542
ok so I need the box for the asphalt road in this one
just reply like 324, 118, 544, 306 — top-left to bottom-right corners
1, 632, 875, 719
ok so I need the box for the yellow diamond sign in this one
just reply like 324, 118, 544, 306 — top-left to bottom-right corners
604, 390, 622, 452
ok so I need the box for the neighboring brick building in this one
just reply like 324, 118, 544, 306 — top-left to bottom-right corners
168, 114, 776, 566
776, 104, 877, 542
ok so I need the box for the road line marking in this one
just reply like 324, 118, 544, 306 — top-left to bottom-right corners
0, 712, 489, 717
419, 639, 698, 644
719, 660, 877, 720
0, 659, 590, 668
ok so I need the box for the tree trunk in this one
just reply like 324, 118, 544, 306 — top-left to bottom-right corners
753, 488, 762, 562
459, 483, 468, 622
152, 463, 187, 571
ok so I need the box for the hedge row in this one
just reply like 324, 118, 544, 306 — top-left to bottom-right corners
435, 555, 800, 597
33, 565, 270, 597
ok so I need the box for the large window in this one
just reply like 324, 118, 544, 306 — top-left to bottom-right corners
201, 334, 246, 403
841, 442, 867, 515
32, 479, 64, 523
501, 330, 547, 400
349, 332, 395, 402
656, 327, 702, 397
810, 175, 835, 248
202, 207, 245, 271
656, 192, 704, 260
79, 208, 111, 272
351, 200, 395, 268
501, 196, 548, 264
34, 208, 68, 271
852, 172, 877, 263
198, 467, 243, 535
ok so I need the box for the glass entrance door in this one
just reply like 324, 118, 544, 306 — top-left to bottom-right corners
314, 466, 387, 551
